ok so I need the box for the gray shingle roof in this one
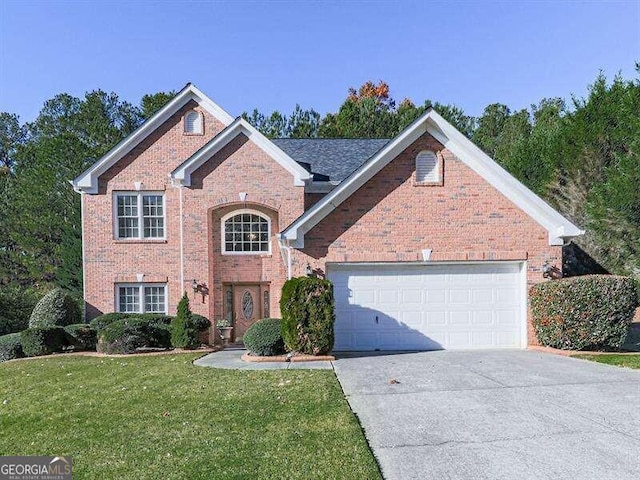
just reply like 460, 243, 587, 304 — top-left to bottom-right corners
271, 138, 390, 182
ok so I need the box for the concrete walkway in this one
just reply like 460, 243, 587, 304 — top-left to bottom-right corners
332, 350, 640, 480
193, 348, 333, 370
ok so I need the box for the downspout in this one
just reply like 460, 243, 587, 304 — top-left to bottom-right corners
277, 234, 293, 280
80, 191, 86, 320
178, 183, 185, 293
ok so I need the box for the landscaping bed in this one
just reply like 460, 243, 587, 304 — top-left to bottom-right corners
0, 353, 381, 479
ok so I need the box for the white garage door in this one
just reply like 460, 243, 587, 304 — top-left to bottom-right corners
328, 262, 525, 351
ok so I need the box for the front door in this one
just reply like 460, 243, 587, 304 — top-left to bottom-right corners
232, 285, 261, 341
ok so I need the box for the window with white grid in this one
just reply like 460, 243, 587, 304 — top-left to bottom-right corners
222, 211, 270, 254
115, 192, 165, 239
143, 195, 164, 238
118, 286, 140, 313
116, 284, 167, 314
117, 194, 139, 238
144, 286, 166, 313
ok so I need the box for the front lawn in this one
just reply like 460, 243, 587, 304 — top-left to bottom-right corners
0, 354, 381, 479
575, 354, 640, 370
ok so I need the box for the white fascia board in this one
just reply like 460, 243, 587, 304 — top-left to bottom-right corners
72, 84, 234, 194
425, 110, 585, 244
171, 117, 312, 187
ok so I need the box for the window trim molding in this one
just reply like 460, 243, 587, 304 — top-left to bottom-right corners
183, 110, 204, 135
115, 283, 168, 314
112, 191, 166, 241
220, 209, 272, 256
414, 150, 444, 186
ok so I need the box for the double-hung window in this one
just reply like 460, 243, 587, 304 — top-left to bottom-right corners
116, 284, 167, 314
115, 192, 165, 239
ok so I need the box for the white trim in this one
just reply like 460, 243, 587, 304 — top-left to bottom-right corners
115, 283, 168, 314
221, 209, 272, 256
281, 109, 584, 247
80, 192, 87, 320
178, 185, 185, 294
113, 191, 166, 240
184, 110, 203, 134
170, 117, 312, 187
519, 261, 528, 349
72, 84, 234, 194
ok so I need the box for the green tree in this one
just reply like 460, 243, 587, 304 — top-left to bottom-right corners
140, 91, 176, 120
170, 293, 198, 349
472, 103, 511, 156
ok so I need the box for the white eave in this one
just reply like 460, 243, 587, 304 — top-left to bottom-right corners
71, 83, 235, 194
170, 117, 312, 187
281, 108, 584, 248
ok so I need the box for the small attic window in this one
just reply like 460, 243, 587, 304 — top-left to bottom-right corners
184, 110, 203, 134
415, 150, 440, 184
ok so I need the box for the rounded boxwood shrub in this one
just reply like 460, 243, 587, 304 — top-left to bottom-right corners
171, 294, 199, 349
280, 277, 335, 355
191, 314, 211, 332
531, 275, 639, 351
244, 318, 285, 356
0, 333, 24, 362
64, 324, 98, 351
98, 317, 172, 354
20, 327, 66, 357
89, 312, 131, 332
29, 288, 81, 328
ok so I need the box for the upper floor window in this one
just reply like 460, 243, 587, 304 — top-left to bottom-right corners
415, 150, 440, 184
117, 283, 167, 313
184, 110, 203, 134
115, 192, 165, 240
222, 210, 271, 254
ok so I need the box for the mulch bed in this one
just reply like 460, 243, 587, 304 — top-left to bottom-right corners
241, 352, 335, 363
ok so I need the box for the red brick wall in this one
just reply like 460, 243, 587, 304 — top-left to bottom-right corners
83, 101, 227, 319
293, 132, 561, 345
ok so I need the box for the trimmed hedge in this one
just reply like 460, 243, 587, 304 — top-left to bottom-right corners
29, 288, 81, 328
244, 318, 286, 356
90, 312, 174, 332
97, 317, 172, 354
20, 327, 66, 357
0, 287, 41, 335
191, 314, 211, 332
280, 277, 335, 355
0, 333, 24, 362
531, 275, 639, 351
64, 324, 98, 351
171, 294, 199, 349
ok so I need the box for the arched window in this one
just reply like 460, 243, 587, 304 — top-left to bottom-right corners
415, 150, 440, 183
184, 110, 203, 134
222, 210, 271, 254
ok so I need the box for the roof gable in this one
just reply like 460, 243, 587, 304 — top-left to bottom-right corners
280, 109, 584, 247
170, 118, 312, 187
72, 83, 234, 194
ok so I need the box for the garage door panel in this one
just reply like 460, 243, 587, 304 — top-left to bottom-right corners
328, 263, 524, 351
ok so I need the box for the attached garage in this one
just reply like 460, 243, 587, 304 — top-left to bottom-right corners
328, 262, 526, 351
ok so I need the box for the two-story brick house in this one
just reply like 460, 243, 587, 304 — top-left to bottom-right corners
72, 84, 583, 350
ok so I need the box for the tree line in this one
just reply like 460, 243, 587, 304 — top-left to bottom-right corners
1, 69, 638, 297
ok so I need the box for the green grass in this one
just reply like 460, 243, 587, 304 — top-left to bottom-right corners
575, 354, 640, 370
0, 354, 381, 479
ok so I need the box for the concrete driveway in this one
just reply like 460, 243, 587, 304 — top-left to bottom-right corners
333, 350, 640, 480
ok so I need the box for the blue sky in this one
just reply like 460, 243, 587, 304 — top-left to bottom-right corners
1, 1, 638, 123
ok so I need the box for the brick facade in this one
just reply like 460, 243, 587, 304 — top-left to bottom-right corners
82, 105, 561, 347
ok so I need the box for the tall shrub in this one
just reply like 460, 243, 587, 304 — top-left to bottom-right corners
530, 275, 638, 350
29, 288, 81, 328
170, 293, 198, 349
280, 277, 335, 355
0, 287, 41, 335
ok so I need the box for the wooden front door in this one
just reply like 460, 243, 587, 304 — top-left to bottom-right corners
232, 285, 261, 340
